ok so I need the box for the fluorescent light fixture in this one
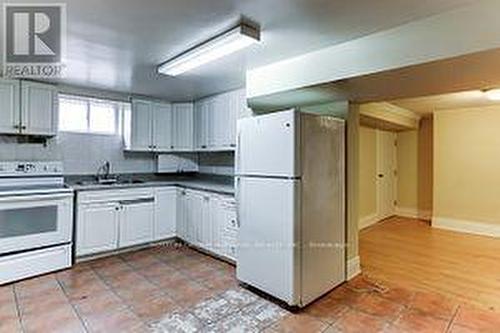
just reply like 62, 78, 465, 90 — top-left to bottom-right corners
484, 88, 500, 101
158, 24, 260, 76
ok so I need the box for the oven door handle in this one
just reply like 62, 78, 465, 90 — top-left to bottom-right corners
0, 193, 73, 202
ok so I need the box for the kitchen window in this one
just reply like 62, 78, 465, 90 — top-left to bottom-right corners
58, 95, 130, 135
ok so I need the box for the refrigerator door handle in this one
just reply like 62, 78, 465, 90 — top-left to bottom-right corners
236, 129, 241, 174
235, 176, 241, 228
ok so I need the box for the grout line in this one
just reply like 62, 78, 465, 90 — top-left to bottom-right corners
445, 305, 460, 333
11, 284, 26, 333
55, 276, 91, 333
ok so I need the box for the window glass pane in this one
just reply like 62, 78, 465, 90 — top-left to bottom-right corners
90, 102, 116, 134
59, 97, 88, 132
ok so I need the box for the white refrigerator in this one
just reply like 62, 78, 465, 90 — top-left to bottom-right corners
235, 109, 346, 307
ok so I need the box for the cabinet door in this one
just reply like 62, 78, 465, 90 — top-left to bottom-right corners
154, 188, 177, 240
152, 102, 173, 151
185, 191, 203, 245
130, 99, 153, 151
210, 95, 223, 149
0, 79, 20, 134
172, 103, 194, 151
21, 81, 57, 136
119, 200, 155, 247
177, 189, 188, 240
76, 203, 119, 256
194, 100, 211, 150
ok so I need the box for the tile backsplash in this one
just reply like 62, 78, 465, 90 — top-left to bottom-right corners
0, 133, 155, 175
0, 133, 235, 176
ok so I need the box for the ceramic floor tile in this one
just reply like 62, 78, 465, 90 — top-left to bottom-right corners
330, 308, 387, 333
409, 291, 458, 320
220, 288, 262, 308
350, 293, 405, 321
79, 308, 147, 333
72, 289, 127, 317
0, 293, 22, 333
269, 313, 329, 333
452, 305, 500, 331
127, 294, 179, 324
192, 297, 239, 325
304, 296, 350, 324
21, 303, 86, 333
151, 311, 203, 333
201, 310, 259, 333
239, 298, 290, 330
389, 308, 449, 333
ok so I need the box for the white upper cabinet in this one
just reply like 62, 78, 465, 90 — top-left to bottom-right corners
0, 79, 58, 136
21, 81, 58, 136
0, 79, 20, 134
130, 99, 173, 152
194, 88, 250, 151
130, 99, 195, 153
172, 103, 194, 151
130, 99, 153, 151
194, 99, 211, 151
152, 102, 173, 151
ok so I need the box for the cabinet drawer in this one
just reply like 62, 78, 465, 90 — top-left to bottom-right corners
78, 188, 154, 204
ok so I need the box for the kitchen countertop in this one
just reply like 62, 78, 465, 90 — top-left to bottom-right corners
65, 174, 235, 195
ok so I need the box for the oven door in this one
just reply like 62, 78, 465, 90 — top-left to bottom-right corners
0, 192, 73, 255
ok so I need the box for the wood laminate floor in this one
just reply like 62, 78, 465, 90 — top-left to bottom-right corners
360, 216, 500, 311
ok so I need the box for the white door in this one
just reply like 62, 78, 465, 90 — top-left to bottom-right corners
376, 130, 397, 220
236, 176, 300, 305
0, 79, 20, 134
21, 81, 57, 136
76, 202, 119, 256
172, 103, 194, 151
131, 99, 153, 151
152, 102, 173, 151
236, 110, 299, 177
154, 188, 177, 240
119, 199, 155, 247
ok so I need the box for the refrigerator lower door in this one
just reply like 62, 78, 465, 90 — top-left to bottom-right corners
236, 176, 301, 305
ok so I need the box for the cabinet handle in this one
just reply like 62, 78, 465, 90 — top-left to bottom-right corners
13, 125, 20, 129
21, 125, 26, 130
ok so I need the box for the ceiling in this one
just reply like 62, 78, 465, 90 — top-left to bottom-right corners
391, 90, 500, 115
0, 0, 474, 101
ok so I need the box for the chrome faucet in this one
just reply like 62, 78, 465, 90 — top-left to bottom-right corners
96, 161, 112, 183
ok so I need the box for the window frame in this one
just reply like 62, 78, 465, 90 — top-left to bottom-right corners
58, 94, 126, 136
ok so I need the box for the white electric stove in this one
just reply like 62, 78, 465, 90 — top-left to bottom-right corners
0, 161, 73, 285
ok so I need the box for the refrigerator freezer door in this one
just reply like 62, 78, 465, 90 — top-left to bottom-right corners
236, 110, 300, 178
236, 176, 301, 305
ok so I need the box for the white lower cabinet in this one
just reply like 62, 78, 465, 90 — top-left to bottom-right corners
178, 190, 237, 261
119, 199, 155, 248
154, 188, 177, 240
76, 186, 237, 261
76, 202, 120, 256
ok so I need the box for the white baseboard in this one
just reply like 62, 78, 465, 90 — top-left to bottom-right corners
347, 256, 361, 280
432, 217, 500, 238
359, 213, 379, 230
396, 206, 432, 220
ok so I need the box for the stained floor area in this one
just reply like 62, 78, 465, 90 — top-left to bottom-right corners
1, 242, 499, 332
